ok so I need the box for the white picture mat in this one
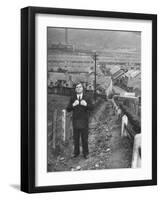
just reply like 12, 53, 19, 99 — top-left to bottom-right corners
35, 14, 152, 187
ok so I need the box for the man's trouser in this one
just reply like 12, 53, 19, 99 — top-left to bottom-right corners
73, 128, 89, 156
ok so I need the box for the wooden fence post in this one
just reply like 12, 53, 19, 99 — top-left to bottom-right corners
131, 134, 141, 168
135, 98, 139, 116
62, 109, 66, 142
52, 109, 57, 149
121, 115, 128, 137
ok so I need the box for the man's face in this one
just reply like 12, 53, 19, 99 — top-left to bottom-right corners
75, 83, 83, 94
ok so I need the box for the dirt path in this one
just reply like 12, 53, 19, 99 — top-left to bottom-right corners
48, 100, 133, 172
107, 127, 133, 169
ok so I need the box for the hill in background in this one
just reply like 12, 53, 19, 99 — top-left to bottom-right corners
47, 28, 141, 52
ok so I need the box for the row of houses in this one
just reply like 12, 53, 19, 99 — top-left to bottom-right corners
48, 68, 112, 93
47, 47, 141, 98
48, 65, 140, 97
48, 71, 91, 89
108, 65, 141, 97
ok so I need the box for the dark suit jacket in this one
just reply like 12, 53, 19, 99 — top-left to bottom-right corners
66, 93, 93, 129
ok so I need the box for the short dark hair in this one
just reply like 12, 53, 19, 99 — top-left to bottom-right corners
75, 82, 83, 88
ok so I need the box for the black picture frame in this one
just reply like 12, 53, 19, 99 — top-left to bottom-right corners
21, 6, 157, 193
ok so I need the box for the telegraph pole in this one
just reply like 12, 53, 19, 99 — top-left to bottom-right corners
92, 52, 98, 101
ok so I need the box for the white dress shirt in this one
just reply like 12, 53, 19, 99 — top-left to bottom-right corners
77, 93, 83, 100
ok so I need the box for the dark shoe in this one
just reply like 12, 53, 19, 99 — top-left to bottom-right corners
71, 154, 79, 158
83, 155, 89, 159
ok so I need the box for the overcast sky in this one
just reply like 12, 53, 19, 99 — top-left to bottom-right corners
47, 27, 141, 50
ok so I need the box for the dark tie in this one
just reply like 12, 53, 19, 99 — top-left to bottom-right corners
78, 96, 81, 104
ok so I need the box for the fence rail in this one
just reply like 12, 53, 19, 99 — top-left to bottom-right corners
48, 86, 75, 96
48, 86, 107, 99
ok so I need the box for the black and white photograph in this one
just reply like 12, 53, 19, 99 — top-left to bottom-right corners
47, 27, 141, 172
20, 7, 157, 193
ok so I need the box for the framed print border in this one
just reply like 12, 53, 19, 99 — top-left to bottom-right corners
21, 6, 157, 193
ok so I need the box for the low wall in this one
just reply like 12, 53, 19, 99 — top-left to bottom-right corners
111, 97, 141, 168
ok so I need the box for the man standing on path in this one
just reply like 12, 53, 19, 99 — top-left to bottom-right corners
66, 82, 93, 159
